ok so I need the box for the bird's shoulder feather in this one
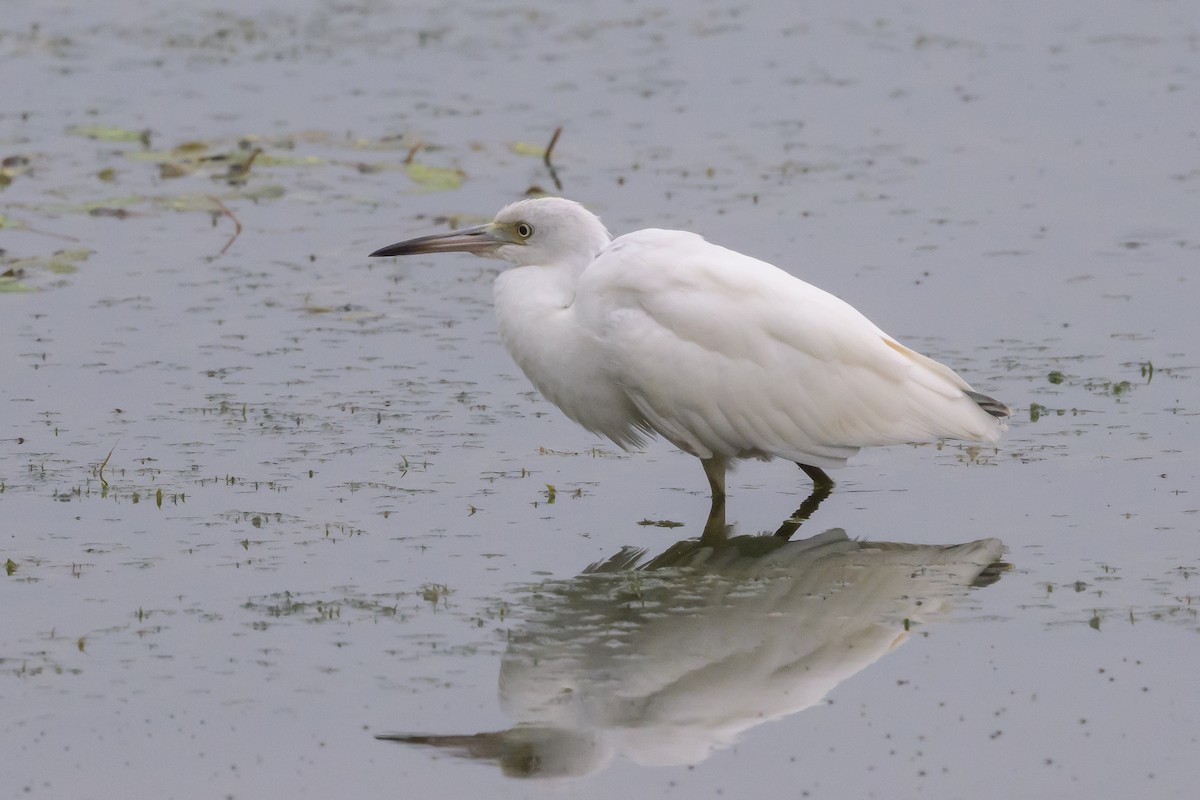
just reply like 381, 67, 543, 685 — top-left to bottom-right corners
579, 229, 899, 371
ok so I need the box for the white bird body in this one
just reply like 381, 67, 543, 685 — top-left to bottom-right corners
372, 197, 1009, 496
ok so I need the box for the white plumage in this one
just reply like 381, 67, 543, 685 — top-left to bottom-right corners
371, 197, 1009, 498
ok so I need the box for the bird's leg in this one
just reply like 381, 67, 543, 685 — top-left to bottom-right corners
773, 463, 835, 540
797, 463, 834, 490
701, 457, 727, 500
699, 456, 729, 543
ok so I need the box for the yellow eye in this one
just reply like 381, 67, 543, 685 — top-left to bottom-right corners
516, 222, 534, 239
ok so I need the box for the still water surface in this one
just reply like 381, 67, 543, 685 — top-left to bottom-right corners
2, 1, 1197, 798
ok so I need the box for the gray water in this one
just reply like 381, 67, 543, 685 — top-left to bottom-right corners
2, 1, 1197, 798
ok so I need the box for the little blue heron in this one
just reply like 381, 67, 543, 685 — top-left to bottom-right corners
370, 197, 1009, 506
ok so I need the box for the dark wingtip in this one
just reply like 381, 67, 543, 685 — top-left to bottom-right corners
965, 390, 1012, 419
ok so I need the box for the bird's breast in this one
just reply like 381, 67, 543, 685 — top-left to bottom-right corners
493, 268, 647, 448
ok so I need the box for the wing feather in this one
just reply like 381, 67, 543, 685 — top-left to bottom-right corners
574, 230, 1002, 465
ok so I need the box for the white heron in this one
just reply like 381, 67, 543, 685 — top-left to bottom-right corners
370, 197, 1009, 501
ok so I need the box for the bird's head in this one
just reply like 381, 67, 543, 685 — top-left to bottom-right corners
369, 197, 612, 270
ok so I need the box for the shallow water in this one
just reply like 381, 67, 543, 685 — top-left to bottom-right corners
2, 1, 1197, 798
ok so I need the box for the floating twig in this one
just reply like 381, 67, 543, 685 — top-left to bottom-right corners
0, 213, 80, 242
543, 126, 562, 168
207, 195, 243, 256
543, 126, 563, 191
19, 224, 79, 242
88, 208, 140, 219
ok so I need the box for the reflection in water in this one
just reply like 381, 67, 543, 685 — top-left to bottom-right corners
380, 514, 1008, 778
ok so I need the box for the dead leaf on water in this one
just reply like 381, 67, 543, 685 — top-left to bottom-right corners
1, 155, 32, 187
636, 518, 686, 528
0, 214, 28, 231
29, 196, 144, 216
44, 249, 92, 274
1, 248, 91, 291
129, 142, 266, 183
160, 162, 196, 179
158, 193, 225, 213
405, 162, 464, 191
508, 141, 547, 158
346, 133, 431, 153
67, 124, 151, 146
0, 269, 37, 293
257, 153, 325, 168
127, 147, 207, 164
0, 282, 36, 293
232, 184, 286, 202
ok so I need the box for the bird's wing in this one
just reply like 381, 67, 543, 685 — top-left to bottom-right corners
574, 230, 996, 466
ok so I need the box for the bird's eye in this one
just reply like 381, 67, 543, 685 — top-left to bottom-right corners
516, 222, 534, 239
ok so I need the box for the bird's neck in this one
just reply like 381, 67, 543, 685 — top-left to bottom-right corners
496, 242, 596, 309
491, 263, 583, 414
493, 262, 578, 320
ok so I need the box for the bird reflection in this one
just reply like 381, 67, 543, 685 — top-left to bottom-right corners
700, 475, 833, 543
379, 510, 1008, 779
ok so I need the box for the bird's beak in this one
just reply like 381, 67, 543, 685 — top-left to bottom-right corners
369, 223, 510, 258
